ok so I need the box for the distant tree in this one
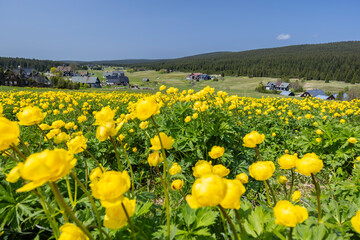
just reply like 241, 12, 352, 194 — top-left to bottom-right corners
325, 74, 330, 83
50, 67, 57, 73
346, 86, 360, 100
70, 62, 78, 72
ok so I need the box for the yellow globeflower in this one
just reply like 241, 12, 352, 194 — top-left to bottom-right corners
171, 179, 184, 190
58, 223, 88, 240
186, 174, 227, 209
220, 179, 246, 210
212, 164, 230, 177
236, 173, 249, 184
93, 106, 116, 125
51, 120, 66, 129
53, 132, 70, 144
295, 153, 323, 176
139, 121, 149, 129
90, 170, 131, 207
96, 121, 118, 142
316, 129, 323, 135
278, 176, 287, 184
272, 133, 276, 137
0, 117, 20, 151
169, 162, 181, 175
77, 115, 87, 123
184, 116, 191, 123
159, 85, 166, 91
273, 200, 308, 227
147, 151, 162, 167
16, 106, 46, 126
90, 167, 103, 182
208, 146, 225, 159
316, 138, 322, 143
278, 154, 298, 169
104, 197, 136, 230
135, 97, 159, 120
249, 161, 275, 181
192, 160, 213, 178
243, 131, 265, 148
67, 135, 87, 154
39, 123, 51, 130
150, 132, 174, 150
340, 119, 346, 124
17, 149, 76, 192
292, 190, 301, 202
5, 166, 20, 183
351, 210, 360, 233
348, 137, 357, 144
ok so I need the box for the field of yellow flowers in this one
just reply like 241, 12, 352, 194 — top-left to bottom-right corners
1, 86, 360, 240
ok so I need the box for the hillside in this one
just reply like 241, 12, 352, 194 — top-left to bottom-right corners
128, 41, 360, 83
0, 57, 64, 72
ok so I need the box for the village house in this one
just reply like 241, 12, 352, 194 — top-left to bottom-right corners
300, 89, 326, 98
186, 73, 211, 81
265, 82, 290, 91
105, 71, 129, 85
57, 66, 72, 76
71, 76, 101, 88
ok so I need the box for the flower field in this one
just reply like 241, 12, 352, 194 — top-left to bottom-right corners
1, 86, 360, 239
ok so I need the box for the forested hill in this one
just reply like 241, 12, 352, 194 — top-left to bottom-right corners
128, 41, 360, 82
0, 57, 64, 72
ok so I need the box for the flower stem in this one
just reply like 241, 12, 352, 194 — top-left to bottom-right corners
264, 180, 271, 206
36, 124, 54, 149
311, 173, 322, 222
266, 179, 278, 205
37, 188, 60, 239
65, 176, 75, 207
254, 146, 262, 161
120, 141, 135, 198
234, 210, 245, 235
10, 145, 26, 160
150, 116, 170, 240
48, 182, 95, 240
289, 227, 293, 240
70, 172, 103, 240
110, 136, 123, 171
218, 205, 239, 240
283, 185, 288, 198
288, 169, 295, 201
121, 202, 136, 240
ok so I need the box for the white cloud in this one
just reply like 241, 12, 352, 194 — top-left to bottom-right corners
276, 34, 291, 40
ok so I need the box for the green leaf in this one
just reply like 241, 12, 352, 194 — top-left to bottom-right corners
194, 208, 218, 229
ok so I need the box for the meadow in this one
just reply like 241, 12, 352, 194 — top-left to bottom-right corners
1, 85, 360, 239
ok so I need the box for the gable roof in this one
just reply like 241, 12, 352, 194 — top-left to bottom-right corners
71, 76, 99, 84
306, 89, 326, 97
315, 95, 329, 100
279, 82, 290, 88
280, 91, 293, 96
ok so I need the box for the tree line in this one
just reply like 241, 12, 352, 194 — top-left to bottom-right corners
126, 41, 360, 83
0, 57, 64, 72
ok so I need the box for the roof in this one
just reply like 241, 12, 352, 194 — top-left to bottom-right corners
280, 91, 293, 96
71, 76, 99, 84
279, 83, 290, 88
306, 89, 326, 97
315, 95, 329, 100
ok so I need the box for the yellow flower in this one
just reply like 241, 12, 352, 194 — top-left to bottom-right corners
0, 117, 20, 151
295, 153, 323, 176
278, 154, 298, 169
65, 122, 75, 130
135, 97, 159, 121
53, 132, 70, 144
139, 121, 149, 129
17, 149, 76, 192
159, 85, 166, 91
340, 119, 346, 124
212, 164, 230, 177
186, 174, 227, 209
6, 166, 20, 183
67, 135, 87, 154
220, 179, 246, 210
243, 131, 265, 148
273, 200, 308, 227
249, 161, 275, 181
104, 197, 136, 229
51, 120, 66, 129
16, 106, 46, 126
132, 147, 137, 153
292, 190, 301, 202
169, 162, 181, 175
351, 210, 360, 233
316, 129, 323, 135
192, 113, 198, 119
348, 137, 357, 144
236, 173, 249, 184
272, 133, 276, 137
316, 138, 322, 143
184, 116, 191, 123
39, 123, 51, 130
96, 121, 118, 142
93, 106, 116, 125
129, 128, 134, 133
208, 146, 225, 159
59, 223, 88, 240
147, 151, 162, 167
278, 176, 287, 184
77, 115, 87, 123
150, 132, 174, 150
90, 167, 103, 182
192, 160, 213, 178
90, 170, 131, 207
171, 179, 184, 190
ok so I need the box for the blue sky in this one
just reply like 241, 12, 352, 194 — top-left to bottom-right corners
0, 0, 359, 60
